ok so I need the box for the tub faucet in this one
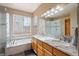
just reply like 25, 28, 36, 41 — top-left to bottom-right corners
13, 40, 15, 44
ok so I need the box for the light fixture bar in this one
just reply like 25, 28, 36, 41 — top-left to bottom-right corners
40, 5, 64, 18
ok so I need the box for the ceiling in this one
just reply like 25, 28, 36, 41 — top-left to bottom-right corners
52, 3, 77, 18
0, 3, 41, 13
44, 3, 77, 19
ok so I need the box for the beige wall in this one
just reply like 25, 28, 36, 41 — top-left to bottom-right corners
0, 6, 33, 17
6, 8, 33, 17
57, 4, 78, 37
70, 6, 78, 36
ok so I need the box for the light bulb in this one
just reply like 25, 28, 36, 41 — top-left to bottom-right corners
56, 5, 63, 11
59, 8, 63, 11
51, 8, 54, 12
50, 13, 54, 15
43, 13, 47, 16
46, 10, 50, 14
54, 10, 58, 14
56, 5, 60, 9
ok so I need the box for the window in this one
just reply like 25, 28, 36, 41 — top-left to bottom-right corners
32, 16, 38, 35
12, 14, 31, 39
6, 13, 10, 38
13, 14, 24, 33
23, 16, 31, 34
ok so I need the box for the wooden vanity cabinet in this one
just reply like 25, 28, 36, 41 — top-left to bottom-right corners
37, 40, 44, 56
37, 44, 44, 56
43, 48, 53, 56
32, 37, 69, 56
37, 40, 43, 46
43, 42, 54, 56
32, 37, 38, 54
53, 48, 69, 56
43, 42, 53, 53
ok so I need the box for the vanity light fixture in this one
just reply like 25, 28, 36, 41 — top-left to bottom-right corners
43, 12, 47, 16
58, 7, 63, 11
47, 14, 50, 17
45, 14, 50, 18
54, 10, 58, 14
56, 5, 61, 9
40, 5, 64, 18
51, 8, 54, 12
56, 5, 63, 11
50, 13, 54, 15
42, 10, 51, 18
45, 15, 48, 18
46, 10, 50, 14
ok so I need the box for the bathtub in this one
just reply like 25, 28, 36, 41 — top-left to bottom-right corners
5, 39, 32, 56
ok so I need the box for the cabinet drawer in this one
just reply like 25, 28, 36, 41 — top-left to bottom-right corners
32, 42, 35, 49
38, 47, 44, 56
53, 48, 69, 56
43, 42, 53, 53
44, 49, 53, 56
38, 44, 43, 51
32, 42, 38, 54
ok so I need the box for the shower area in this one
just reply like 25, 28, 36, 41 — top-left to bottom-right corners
0, 6, 32, 55
5, 13, 32, 55
0, 6, 6, 56
7, 14, 31, 45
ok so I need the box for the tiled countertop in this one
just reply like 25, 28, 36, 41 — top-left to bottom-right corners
33, 35, 78, 56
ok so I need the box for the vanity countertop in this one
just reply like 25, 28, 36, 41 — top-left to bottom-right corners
33, 35, 78, 56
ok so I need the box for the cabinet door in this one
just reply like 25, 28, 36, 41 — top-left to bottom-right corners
53, 48, 69, 56
44, 49, 53, 56
33, 43, 38, 54
32, 39, 36, 50
43, 43, 53, 53
38, 47, 44, 56
32, 38, 38, 54
38, 44, 42, 51
32, 42, 34, 50
37, 39, 44, 56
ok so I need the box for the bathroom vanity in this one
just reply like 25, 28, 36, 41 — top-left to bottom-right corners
32, 35, 78, 56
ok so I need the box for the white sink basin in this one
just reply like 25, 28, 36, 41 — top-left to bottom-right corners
48, 40, 71, 47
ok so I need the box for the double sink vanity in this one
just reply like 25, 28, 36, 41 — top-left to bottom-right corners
32, 35, 78, 56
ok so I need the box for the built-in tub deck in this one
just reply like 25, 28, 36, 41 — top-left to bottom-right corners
5, 39, 31, 55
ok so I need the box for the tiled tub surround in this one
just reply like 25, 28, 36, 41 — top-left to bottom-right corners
33, 35, 78, 56
5, 39, 31, 55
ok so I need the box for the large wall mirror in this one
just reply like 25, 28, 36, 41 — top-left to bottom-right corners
45, 16, 78, 47
45, 19, 63, 38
